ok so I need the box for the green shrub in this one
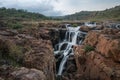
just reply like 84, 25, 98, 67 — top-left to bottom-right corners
7, 22, 23, 29
12, 23, 23, 29
84, 45, 94, 52
0, 40, 24, 66
9, 44, 24, 67
72, 24, 78, 27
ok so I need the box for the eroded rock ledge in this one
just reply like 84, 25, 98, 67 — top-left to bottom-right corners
0, 27, 58, 80
73, 28, 120, 80
0, 22, 120, 80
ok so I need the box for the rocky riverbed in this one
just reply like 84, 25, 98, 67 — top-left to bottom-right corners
0, 22, 120, 80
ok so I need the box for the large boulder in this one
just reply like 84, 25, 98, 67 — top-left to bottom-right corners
9, 67, 46, 80
83, 31, 100, 47
96, 34, 120, 60
83, 29, 120, 62
74, 45, 120, 80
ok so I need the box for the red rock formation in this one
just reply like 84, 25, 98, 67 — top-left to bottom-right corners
84, 29, 120, 62
74, 29, 120, 80
0, 28, 56, 80
24, 39, 55, 80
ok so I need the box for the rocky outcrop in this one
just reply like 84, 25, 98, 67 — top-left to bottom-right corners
80, 25, 104, 32
0, 65, 14, 80
84, 29, 120, 62
74, 28, 120, 80
80, 26, 92, 32
24, 39, 55, 80
19, 26, 60, 46
0, 27, 56, 80
9, 67, 46, 80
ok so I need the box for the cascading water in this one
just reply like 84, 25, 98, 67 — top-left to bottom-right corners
54, 24, 87, 76
85, 22, 96, 27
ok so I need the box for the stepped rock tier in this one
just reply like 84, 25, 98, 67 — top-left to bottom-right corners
0, 22, 120, 80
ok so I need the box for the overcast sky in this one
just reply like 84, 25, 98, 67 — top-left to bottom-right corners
0, 0, 120, 16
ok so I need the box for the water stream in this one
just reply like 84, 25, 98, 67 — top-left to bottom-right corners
54, 22, 120, 78
54, 24, 87, 76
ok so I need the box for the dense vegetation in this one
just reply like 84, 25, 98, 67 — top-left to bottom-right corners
62, 5, 120, 21
0, 5, 120, 23
0, 7, 48, 20
0, 7, 49, 29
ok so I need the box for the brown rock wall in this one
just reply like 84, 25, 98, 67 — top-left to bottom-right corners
74, 29, 120, 80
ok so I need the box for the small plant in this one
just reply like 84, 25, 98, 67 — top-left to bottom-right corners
84, 45, 94, 52
72, 24, 78, 27
12, 23, 23, 29
0, 40, 24, 67
10, 42, 23, 63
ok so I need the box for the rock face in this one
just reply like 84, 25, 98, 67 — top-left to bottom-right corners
9, 67, 46, 80
0, 27, 56, 80
1, 22, 120, 80
19, 26, 60, 46
84, 29, 120, 62
74, 28, 120, 80
24, 39, 55, 80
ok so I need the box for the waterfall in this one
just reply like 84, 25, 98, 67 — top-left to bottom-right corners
54, 24, 87, 76
85, 22, 96, 27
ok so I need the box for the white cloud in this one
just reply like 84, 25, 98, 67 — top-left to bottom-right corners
0, 0, 120, 16
52, 0, 120, 15
0, 0, 63, 16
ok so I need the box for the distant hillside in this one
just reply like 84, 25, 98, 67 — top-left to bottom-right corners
62, 5, 120, 21
0, 7, 48, 20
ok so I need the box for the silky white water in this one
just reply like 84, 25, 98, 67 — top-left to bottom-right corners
54, 24, 87, 76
